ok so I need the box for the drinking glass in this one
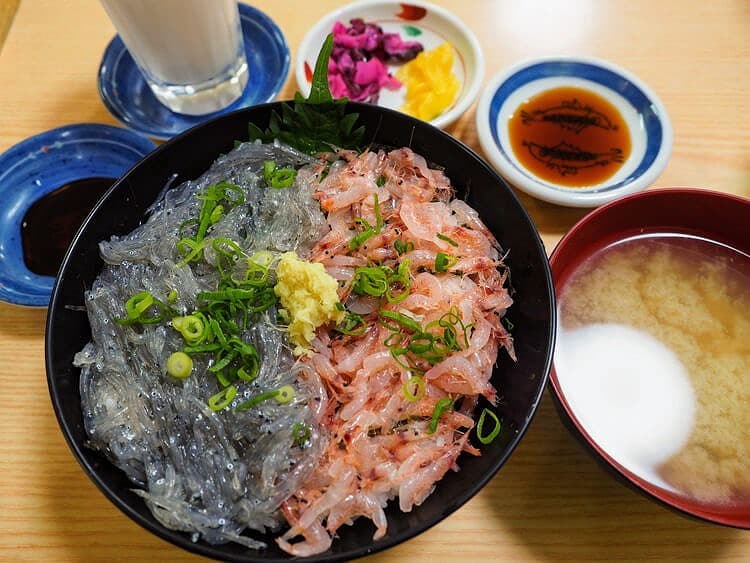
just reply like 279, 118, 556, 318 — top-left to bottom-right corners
100, 0, 249, 115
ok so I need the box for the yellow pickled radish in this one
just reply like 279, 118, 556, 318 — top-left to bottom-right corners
396, 42, 460, 121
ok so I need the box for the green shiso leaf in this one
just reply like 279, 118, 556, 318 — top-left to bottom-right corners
307, 33, 335, 105
247, 34, 365, 155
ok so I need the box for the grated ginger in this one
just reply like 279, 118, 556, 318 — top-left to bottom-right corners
274, 251, 344, 355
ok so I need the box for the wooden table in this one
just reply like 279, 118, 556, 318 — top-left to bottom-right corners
1, 1, 748, 560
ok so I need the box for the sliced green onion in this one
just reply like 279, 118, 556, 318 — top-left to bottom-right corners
211, 181, 245, 205
178, 218, 199, 238
349, 223, 376, 250
166, 351, 193, 379
428, 397, 454, 434
270, 168, 297, 189
262, 160, 297, 188
125, 291, 153, 318
402, 375, 425, 402
275, 385, 295, 404
172, 314, 206, 345
208, 385, 237, 411
335, 311, 366, 336
389, 346, 423, 373
215, 370, 234, 388
263, 160, 276, 180
378, 310, 422, 334
208, 349, 237, 373
437, 233, 459, 247
502, 317, 514, 331
292, 422, 311, 446
167, 289, 178, 303
176, 237, 208, 267
376, 174, 386, 187
385, 259, 411, 304
213, 237, 243, 257
435, 252, 458, 273
237, 365, 257, 382
240, 252, 273, 286
383, 331, 405, 348
373, 193, 382, 230
394, 239, 414, 255
235, 389, 279, 411
349, 193, 382, 249
116, 291, 167, 325
209, 318, 228, 347
182, 343, 222, 354
408, 333, 434, 354
476, 408, 502, 444
209, 204, 224, 224
352, 266, 389, 296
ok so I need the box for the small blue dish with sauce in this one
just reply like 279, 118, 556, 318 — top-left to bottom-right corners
98, 3, 290, 140
476, 56, 673, 207
0, 123, 156, 307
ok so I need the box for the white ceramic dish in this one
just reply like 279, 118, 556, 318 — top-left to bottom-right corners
476, 56, 673, 207
295, 0, 483, 129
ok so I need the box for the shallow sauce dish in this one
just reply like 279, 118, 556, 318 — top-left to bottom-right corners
296, 0, 483, 129
549, 188, 750, 528
0, 123, 155, 307
46, 103, 555, 561
476, 56, 672, 207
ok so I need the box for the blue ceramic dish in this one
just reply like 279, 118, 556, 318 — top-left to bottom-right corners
0, 123, 156, 307
476, 56, 673, 207
98, 4, 290, 140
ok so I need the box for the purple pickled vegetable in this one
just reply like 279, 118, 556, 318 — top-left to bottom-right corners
328, 18, 423, 103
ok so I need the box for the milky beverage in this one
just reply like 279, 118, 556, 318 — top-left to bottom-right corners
100, 0, 248, 115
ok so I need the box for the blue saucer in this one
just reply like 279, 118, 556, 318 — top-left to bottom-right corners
0, 124, 156, 307
98, 4, 290, 140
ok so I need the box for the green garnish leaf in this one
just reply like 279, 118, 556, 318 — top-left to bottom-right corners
247, 34, 365, 155
307, 34, 335, 105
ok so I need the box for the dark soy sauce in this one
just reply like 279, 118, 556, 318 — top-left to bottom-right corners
21, 177, 115, 277
508, 86, 632, 187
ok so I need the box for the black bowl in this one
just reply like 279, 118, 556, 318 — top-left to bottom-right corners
45, 102, 555, 561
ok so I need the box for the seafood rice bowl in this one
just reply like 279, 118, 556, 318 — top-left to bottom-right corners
46, 100, 555, 561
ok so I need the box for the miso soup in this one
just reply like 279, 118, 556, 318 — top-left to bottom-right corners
555, 233, 750, 504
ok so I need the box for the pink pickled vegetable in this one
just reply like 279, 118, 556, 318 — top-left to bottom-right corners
328, 18, 423, 103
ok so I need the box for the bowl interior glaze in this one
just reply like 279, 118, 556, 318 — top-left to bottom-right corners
46, 102, 555, 561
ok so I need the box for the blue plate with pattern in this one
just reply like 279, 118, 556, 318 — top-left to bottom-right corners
98, 4, 290, 141
476, 56, 673, 207
0, 123, 156, 307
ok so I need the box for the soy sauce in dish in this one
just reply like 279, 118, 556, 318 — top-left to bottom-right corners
508, 86, 631, 187
21, 177, 115, 276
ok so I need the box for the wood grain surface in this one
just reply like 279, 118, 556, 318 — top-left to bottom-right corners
0, 1, 748, 561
